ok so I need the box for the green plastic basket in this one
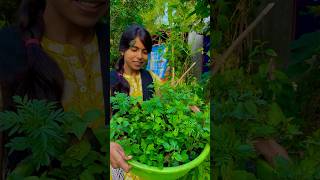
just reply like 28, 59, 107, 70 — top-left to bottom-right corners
128, 144, 210, 180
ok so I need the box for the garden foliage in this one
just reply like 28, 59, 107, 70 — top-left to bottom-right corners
110, 82, 210, 167
210, 23, 320, 180
0, 96, 108, 179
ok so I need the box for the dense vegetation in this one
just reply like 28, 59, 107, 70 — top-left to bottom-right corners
111, 83, 209, 167
210, 1, 320, 179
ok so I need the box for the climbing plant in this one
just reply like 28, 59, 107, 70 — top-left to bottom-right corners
110, 0, 155, 67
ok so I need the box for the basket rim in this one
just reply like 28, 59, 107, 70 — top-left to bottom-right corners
128, 143, 210, 174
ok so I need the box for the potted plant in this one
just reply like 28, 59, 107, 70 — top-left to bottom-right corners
110, 82, 210, 180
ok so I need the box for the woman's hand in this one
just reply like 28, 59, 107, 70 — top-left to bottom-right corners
253, 138, 290, 166
110, 142, 132, 172
189, 105, 200, 113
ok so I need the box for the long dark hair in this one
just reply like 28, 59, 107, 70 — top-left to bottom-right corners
17, 0, 64, 103
115, 24, 152, 73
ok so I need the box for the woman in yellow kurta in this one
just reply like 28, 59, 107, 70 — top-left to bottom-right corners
0, 0, 107, 177
41, 34, 105, 128
110, 25, 161, 180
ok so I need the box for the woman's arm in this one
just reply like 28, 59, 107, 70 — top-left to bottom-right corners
110, 96, 132, 172
253, 138, 290, 166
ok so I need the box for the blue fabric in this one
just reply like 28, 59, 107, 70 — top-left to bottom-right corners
147, 44, 168, 79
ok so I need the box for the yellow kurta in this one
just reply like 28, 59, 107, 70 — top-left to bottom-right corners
123, 70, 161, 98
41, 35, 105, 128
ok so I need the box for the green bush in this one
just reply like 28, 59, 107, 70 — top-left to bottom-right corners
0, 96, 108, 179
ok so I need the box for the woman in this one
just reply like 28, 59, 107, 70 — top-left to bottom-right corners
0, 0, 107, 177
110, 25, 161, 180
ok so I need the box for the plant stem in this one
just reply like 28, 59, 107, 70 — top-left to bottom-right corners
176, 62, 197, 85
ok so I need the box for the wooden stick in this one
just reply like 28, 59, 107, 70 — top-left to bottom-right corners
175, 62, 197, 85
211, 2, 275, 75
171, 47, 175, 86
171, 67, 175, 86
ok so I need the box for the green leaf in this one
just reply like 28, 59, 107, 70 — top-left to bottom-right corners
68, 121, 88, 139
230, 170, 257, 180
244, 100, 258, 117
92, 127, 108, 146
146, 144, 155, 154
212, 31, 222, 48
250, 124, 277, 137
82, 109, 102, 123
233, 102, 246, 119
64, 140, 91, 161
172, 152, 183, 161
87, 164, 105, 174
163, 142, 171, 152
6, 137, 29, 153
132, 144, 141, 154
0, 111, 22, 133
9, 159, 35, 177
181, 150, 189, 162
265, 49, 278, 57
256, 159, 276, 180
268, 103, 286, 126
79, 170, 95, 180
217, 15, 229, 31
290, 31, 320, 64
236, 144, 255, 158
22, 176, 40, 180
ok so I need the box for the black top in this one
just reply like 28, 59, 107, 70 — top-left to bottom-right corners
110, 69, 155, 101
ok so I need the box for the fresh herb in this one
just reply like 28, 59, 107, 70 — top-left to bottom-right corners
110, 82, 210, 167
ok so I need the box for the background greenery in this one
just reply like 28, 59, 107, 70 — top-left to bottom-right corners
110, 0, 210, 81
209, 1, 320, 179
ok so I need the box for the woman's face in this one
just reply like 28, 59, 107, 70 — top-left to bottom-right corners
46, 0, 107, 28
123, 37, 148, 72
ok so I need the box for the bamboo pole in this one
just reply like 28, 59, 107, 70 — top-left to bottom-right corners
171, 47, 175, 86
175, 62, 197, 85
211, 2, 275, 75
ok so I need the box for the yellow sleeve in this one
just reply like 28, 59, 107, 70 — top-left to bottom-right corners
148, 71, 163, 85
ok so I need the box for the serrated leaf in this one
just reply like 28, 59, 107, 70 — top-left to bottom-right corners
6, 137, 29, 153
